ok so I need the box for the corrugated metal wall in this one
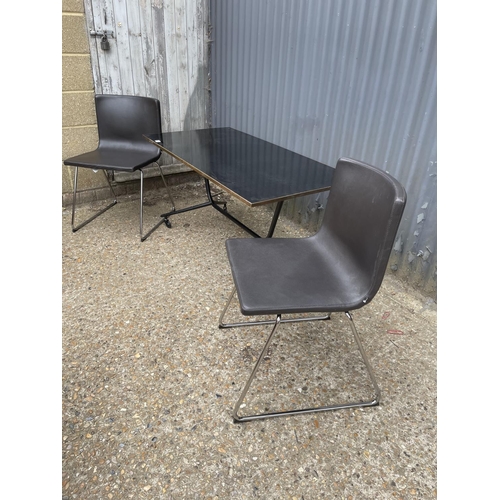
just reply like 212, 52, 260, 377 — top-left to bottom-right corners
210, 0, 437, 297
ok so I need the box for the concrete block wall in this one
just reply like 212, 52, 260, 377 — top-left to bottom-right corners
62, 0, 107, 207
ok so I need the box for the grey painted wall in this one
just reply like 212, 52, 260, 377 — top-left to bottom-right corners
210, 0, 437, 297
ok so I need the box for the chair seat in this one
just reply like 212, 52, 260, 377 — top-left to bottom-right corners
64, 146, 161, 172
226, 236, 371, 316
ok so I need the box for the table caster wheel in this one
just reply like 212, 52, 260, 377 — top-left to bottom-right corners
164, 219, 172, 228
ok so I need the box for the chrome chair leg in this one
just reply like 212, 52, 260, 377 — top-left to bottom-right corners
71, 167, 117, 233
345, 311, 381, 403
233, 315, 282, 422
140, 169, 144, 238
219, 287, 238, 326
232, 310, 380, 423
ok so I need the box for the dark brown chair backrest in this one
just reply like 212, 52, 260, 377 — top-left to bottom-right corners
96, 94, 162, 157
317, 157, 407, 306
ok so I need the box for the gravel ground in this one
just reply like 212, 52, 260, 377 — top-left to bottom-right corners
62, 179, 437, 499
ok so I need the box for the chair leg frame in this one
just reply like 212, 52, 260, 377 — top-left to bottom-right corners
220, 288, 381, 423
219, 287, 331, 329
71, 167, 117, 233
71, 164, 176, 242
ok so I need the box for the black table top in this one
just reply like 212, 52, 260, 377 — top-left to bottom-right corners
145, 127, 334, 206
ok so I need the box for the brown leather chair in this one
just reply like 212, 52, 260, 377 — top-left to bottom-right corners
219, 157, 407, 422
64, 94, 175, 241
